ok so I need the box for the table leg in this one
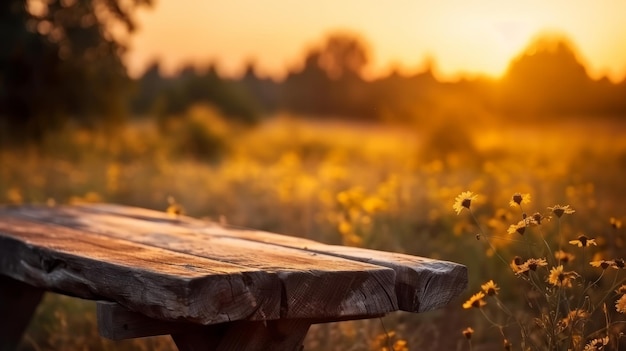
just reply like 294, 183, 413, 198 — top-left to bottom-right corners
0, 275, 44, 351
98, 301, 316, 350
172, 319, 310, 351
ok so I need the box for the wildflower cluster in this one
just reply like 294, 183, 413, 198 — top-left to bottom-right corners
616, 285, 626, 314
455, 191, 626, 351
334, 183, 393, 246
371, 330, 409, 351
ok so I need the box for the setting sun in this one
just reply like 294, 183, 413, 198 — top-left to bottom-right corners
125, 0, 626, 81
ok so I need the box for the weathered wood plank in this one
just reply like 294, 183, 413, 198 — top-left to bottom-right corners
1, 204, 467, 324
8, 206, 400, 320
0, 275, 45, 351
305, 246, 467, 312
74, 203, 467, 312
0, 215, 280, 325
217, 230, 468, 312
74, 203, 214, 225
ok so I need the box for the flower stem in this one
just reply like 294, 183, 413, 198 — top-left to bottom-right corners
469, 209, 509, 267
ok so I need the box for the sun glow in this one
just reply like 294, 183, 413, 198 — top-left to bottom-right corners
125, 0, 626, 82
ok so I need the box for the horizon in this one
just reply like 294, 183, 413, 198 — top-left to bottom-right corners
123, 0, 626, 83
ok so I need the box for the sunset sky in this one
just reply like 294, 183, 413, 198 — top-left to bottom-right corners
124, 0, 626, 82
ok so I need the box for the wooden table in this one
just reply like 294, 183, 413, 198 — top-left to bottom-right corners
0, 204, 467, 350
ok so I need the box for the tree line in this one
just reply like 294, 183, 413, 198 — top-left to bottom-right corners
1, 0, 626, 145
134, 32, 626, 123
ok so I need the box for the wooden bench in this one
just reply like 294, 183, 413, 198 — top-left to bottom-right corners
0, 204, 467, 350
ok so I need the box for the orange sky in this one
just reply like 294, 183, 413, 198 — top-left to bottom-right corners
124, 0, 626, 82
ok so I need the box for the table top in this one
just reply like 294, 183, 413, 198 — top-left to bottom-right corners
0, 204, 467, 325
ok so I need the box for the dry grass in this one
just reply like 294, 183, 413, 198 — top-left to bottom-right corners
3, 106, 626, 350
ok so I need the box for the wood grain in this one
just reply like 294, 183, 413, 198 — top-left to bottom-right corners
0, 203, 467, 335
0, 214, 279, 325
1, 206, 401, 322
74, 203, 468, 312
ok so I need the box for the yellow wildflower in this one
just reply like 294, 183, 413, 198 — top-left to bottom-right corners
617, 295, 626, 314
554, 250, 575, 264
463, 292, 487, 309
338, 220, 352, 235
481, 280, 500, 296
531, 212, 548, 225
7, 187, 23, 204
393, 339, 408, 351
610, 217, 622, 229
561, 309, 589, 328
510, 256, 548, 275
512, 258, 547, 275
583, 336, 609, 350
507, 220, 527, 235
453, 191, 478, 215
569, 235, 597, 248
548, 204, 575, 218
612, 258, 625, 269
510, 256, 525, 274
516, 258, 548, 274
616, 285, 626, 295
590, 260, 613, 270
509, 193, 531, 207
547, 265, 577, 288
362, 196, 387, 214
462, 327, 474, 340
166, 196, 185, 217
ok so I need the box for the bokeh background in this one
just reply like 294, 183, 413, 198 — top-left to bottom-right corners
2, 1, 626, 350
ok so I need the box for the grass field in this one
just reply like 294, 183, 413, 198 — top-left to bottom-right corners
3, 106, 626, 350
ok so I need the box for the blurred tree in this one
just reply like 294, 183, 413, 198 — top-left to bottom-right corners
369, 64, 441, 124
282, 49, 332, 114
131, 61, 167, 115
317, 32, 370, 80
282, 32, 375, 119
240, 61, 280, 112
0, 0, 151, 145
499, 34, 591, 115
132, 63, 262, 125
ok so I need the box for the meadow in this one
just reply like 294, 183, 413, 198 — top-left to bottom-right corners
3, 105, 626, 350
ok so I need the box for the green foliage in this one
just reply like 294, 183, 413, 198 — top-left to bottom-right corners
0, 0, 151, 145
164, 105, 231, 161
132, 64, 262, 125
316, 32, 371, 80
238, 31, 626, 123
278, 32, 376, 119
419, 119, 476, 162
